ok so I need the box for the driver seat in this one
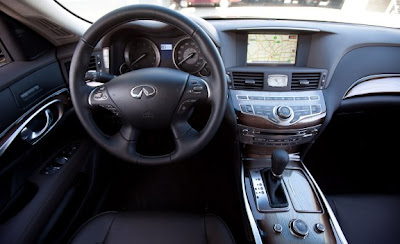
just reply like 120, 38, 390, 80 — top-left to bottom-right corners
70, 211, 236, 244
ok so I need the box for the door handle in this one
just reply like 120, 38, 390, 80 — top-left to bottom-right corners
21, 109, 53, 143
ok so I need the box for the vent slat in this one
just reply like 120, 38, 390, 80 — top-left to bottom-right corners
30, 17, 74, 39
64, 56, 96, 78
232, 72, 264, 90
88, 56, 96, 70
291, 72, 321, 90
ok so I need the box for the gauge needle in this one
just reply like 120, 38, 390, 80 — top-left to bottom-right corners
178, 52, 196, 66
130, 53, 147, 66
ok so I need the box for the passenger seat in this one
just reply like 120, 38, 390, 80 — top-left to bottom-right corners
328, 194, 400, 244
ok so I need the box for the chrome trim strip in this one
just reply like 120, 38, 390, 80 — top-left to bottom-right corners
0, 99, 64, 157
301, 162, 348, 244
236, 27, 321, 32
343, 74, 400, 99
0, 88, 68, 139
241, 164, 263, 244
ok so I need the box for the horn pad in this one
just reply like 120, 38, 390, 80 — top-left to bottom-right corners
106, 68, 189, 129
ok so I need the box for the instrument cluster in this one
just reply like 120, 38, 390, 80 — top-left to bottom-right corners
117, 36, 211, 77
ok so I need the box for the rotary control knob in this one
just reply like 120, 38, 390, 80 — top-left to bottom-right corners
277, 106, 292, 120
289, 219, 309, 238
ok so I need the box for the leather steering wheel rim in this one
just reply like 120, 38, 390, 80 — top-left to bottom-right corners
69, 5, 227, 165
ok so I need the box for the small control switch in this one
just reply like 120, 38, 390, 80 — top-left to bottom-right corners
314, 223, 325, 233
290, 219, 309, 238
54, 156, 68, 166
277, 106, 292, 119
273, 224, 283, 234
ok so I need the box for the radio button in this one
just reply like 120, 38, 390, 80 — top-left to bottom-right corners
311, 105, 322, 114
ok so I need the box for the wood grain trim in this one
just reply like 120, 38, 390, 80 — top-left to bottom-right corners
343, 75, 400, 99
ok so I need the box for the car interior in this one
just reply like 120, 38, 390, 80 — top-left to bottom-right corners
0, 0, 399, 243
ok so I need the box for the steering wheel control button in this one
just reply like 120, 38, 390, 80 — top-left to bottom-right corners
277, 106, 292, 119
273, 224, 283, 234
93, 91, 108, 101
193, 86, 203, 92
314, 223, 325, 233
178, 99, 197, 114
289, 219, 309, 239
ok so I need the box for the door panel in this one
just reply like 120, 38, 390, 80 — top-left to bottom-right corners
0, 11, 94, 244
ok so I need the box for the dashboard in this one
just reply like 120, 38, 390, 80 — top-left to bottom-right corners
69, 18, 400, 153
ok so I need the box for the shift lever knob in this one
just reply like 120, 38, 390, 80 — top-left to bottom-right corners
271, 149, 289, 178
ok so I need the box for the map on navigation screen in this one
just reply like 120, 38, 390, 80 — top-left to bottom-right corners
247, 34, 298, 64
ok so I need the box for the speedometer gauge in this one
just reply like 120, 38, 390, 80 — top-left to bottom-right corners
173, 38, 206, 74
124, 38, 160, 70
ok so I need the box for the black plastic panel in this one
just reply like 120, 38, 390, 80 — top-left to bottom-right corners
9, 62, 65, 108
0, 88, 19, 133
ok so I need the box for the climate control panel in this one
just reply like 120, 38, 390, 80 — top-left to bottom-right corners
231, 90, 326, 127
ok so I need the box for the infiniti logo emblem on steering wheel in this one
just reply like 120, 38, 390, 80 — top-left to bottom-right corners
130, 85, 156, 99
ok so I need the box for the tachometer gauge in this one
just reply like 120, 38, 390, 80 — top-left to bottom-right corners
124, 38, 160, 70
173, 38, 206, 74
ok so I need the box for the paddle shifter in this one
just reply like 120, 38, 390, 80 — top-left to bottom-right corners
263, 149, 289, 208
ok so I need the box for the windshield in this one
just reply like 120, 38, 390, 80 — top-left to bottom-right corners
56, 0, 400, 28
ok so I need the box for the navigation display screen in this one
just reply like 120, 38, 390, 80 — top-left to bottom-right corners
247, 34, 298, 64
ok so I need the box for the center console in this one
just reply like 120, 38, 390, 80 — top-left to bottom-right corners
228, 29, 347, 244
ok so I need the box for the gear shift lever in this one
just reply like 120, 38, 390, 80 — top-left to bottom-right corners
263, 149, 289, 208
271, 149, 289, 178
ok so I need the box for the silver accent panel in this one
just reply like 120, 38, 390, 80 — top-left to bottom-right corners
20, 108, 53, 144
0, 99, 64, 157
343, 75, 400, 99
102, 47, 110, 72
241, 165, 263, 244
249, 169, 290, 212
231, 90, 326, 126
0, 88, 68, 139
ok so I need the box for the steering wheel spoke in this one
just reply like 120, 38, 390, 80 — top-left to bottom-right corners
119, 122, 140, 142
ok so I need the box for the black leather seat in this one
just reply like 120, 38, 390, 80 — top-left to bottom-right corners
328, 195, 400, 244
70, 212, 235, 244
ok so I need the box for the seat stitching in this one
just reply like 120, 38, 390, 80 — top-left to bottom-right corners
204, 214, 208, 244
68, 211, 118, 243
210, 214, 236, 243
103, 215, 117, 244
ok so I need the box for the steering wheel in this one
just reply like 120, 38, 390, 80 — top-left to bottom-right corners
69, 5, 227, 165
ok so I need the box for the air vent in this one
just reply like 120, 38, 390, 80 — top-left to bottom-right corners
64, 56, 96, 77
291, 73, 321, 90
0, 49, 7, 67
88, 56, 96, 70
30, 18, 75, 39
232, 72, 264, 90
0, 44, 11, 67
